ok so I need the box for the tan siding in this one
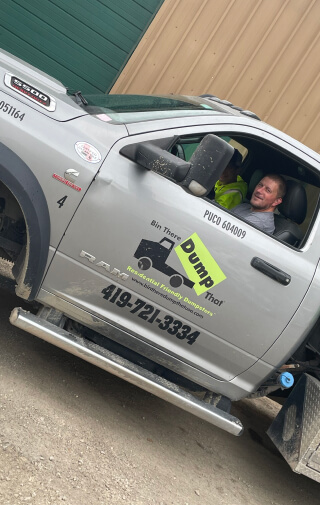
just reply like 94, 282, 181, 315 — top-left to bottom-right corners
111, 0, 320, 153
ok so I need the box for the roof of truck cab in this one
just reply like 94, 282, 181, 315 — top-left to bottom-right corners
90, 94, 319, 165
83, 93, 249, 123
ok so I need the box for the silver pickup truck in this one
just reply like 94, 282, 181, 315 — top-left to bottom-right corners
1, 49, 320, 482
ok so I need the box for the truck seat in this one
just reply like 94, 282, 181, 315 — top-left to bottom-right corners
273, 180, 307, 246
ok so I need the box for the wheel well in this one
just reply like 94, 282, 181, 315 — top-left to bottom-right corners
0, 142, 50, 300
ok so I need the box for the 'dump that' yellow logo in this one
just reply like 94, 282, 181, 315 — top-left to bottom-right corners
175, 233, 226, 296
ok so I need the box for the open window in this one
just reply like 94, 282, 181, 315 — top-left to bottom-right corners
170, 133, 320, 249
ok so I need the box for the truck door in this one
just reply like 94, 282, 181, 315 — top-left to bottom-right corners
42, 125, 319, 385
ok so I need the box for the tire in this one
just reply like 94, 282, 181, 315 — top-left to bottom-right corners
169, 274, 183, 288
138, 257, 152, 271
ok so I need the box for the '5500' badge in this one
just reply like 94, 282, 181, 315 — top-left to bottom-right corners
4, 73, 56, 111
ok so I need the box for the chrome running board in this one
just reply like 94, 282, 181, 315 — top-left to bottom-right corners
10, 307, 243, 436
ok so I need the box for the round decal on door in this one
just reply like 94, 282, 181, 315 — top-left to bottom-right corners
75, 142, 102, 163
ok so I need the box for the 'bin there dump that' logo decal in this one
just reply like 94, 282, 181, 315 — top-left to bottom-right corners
175, 233, 226, 296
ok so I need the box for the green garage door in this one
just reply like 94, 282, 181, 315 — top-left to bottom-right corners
0, 0, 163, 93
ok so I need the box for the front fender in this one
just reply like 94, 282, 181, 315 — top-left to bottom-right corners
0, 142, 50, 300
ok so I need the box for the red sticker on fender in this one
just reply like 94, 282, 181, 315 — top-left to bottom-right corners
53, 174, 81, 191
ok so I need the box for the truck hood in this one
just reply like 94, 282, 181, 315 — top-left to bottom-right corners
0, 49, 87, 122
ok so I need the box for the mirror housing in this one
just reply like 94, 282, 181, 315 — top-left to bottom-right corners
120, 134, 235, 195
181, 134, 234, 196
120, 140, 190, 182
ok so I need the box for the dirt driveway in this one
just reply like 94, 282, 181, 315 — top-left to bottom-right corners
0, 287, 319, 505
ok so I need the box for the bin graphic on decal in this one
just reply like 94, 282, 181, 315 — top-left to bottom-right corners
134, 237, 194, 289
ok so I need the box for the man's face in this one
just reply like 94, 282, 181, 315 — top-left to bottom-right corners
250, 176, 282, 212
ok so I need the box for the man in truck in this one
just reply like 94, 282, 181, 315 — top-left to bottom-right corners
232, 174, 286, 233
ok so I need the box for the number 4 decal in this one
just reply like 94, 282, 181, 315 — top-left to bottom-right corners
57, 196, 68, 208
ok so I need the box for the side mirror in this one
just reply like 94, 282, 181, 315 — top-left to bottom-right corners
120, 134, 234, 196
120, 139, 191, 182
181, 134, 234, 196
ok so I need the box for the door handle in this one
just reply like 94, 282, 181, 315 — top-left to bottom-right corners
251, 257, 291, 286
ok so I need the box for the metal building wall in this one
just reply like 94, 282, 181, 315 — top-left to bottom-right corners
0, 0, 163, 93
111, 0, 320, 153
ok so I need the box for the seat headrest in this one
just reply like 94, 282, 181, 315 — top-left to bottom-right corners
278, 180, 307, 224
248, 169, 264, 195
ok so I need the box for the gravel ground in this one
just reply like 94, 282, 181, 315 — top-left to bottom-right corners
0, 282, 319, 504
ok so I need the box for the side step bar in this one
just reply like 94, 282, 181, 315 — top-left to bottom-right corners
10, 307, 243, 436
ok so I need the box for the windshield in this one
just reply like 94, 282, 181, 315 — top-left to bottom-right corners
76, 94, 229, 123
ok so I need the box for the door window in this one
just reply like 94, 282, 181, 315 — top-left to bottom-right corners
170, 132, 320, 248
